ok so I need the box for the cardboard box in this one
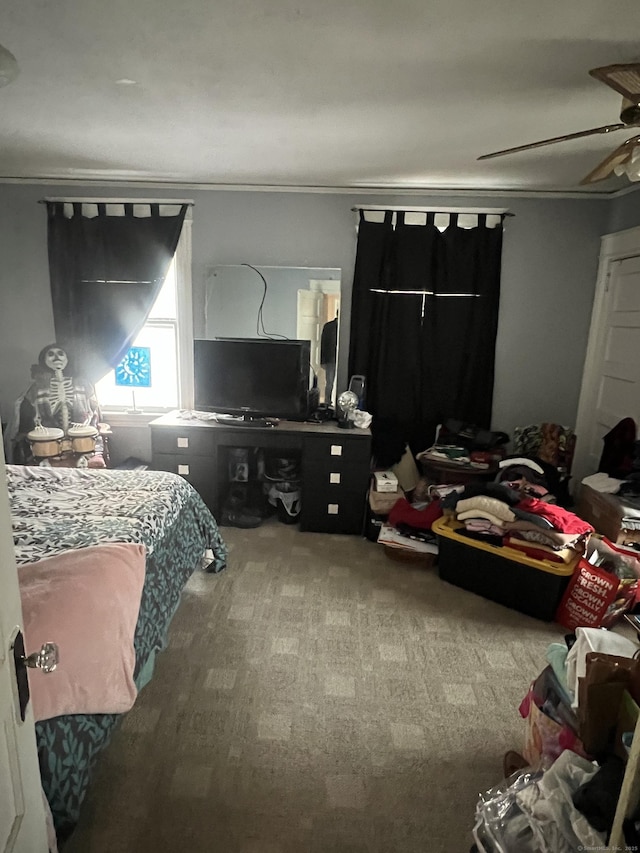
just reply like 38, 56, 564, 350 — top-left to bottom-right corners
368, 487, 403, 515
576, 483, 640, 545
373, 470, 398, 493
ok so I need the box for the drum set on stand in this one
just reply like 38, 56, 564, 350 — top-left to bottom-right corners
26, 423, 105, 468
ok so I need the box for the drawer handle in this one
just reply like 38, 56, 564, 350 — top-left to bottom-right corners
330, 445, 343, 456
329, 472, 341, 484
177, 437, 189, 448
178, 464, 190, 475
327, 504, 339, 515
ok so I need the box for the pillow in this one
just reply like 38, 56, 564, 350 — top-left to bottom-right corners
18, 542, 146, 722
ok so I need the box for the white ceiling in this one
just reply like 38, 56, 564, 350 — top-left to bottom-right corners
2, 0, 640, 195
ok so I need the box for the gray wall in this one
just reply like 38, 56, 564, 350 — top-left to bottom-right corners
606, 189, 640, 233
0, 182, 617, 458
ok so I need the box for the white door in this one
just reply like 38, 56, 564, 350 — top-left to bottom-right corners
575, 227, 640, 487
296, 289, 323, 376
0, 439, 49, 853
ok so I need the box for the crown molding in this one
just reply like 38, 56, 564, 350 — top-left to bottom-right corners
0, 174, 636, 200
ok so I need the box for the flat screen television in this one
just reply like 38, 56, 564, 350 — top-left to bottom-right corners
194, 338, 312, 422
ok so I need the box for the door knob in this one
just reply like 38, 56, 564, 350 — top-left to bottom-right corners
22, 641, 59, 673
12, 631, 59, 721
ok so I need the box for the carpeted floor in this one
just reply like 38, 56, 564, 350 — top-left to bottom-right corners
63, 519, 564, 853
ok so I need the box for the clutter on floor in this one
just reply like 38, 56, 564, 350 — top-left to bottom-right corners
577, 418, 640, 548
433, 513, 580, 621
429, 465, 598, 620
367, 417, 640, 852
370, 423, 640, 629
471, 624, 640, 852
415, 419, 508, 484
577, 479, 640, 547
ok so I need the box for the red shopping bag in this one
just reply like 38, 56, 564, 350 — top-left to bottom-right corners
555, 559, 620, 631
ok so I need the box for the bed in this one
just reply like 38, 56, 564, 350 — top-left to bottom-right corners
7, 464, 227, 842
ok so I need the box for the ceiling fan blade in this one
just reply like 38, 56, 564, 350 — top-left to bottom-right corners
589, 63, 640, 103
580, 135, 640, 185
0, 43, 18, 88
477, 124, 626, 160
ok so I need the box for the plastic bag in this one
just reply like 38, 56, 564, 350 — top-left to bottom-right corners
473, 767, 544, 853
473, 751, 605, 853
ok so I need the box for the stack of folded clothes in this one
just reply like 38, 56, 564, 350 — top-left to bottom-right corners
444, 482, 594, 561
455, 492, 517, 546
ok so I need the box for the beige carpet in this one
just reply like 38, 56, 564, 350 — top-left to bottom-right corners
63, 519, 564, 853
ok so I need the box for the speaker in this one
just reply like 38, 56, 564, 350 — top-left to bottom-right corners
348, 375, 366, 409
306, 386, 320, 416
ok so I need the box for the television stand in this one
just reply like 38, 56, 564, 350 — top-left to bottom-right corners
150, 410, 372, 534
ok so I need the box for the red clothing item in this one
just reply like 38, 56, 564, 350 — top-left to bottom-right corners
505, 535, 575, 564
516, 498, 594, 535
388, 498, 443, 531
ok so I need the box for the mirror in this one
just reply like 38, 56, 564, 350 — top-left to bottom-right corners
205, 265, 341, 405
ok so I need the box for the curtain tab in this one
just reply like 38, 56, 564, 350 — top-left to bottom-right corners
449, 212, 459, 228
396, 211, 405, 226
427, 212, 436, 226
383, 210, 393, 225
46, 201, 63, 220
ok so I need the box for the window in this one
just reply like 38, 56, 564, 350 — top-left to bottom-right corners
95, 215, 193, 413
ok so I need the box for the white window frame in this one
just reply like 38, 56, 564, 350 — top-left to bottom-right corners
97, 202, 193, 425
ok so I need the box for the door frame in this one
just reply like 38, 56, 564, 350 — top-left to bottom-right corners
0, 438, 50, 852
574, 224, 640, 487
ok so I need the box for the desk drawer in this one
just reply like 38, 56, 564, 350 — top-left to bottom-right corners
152, 453, 218, 513
304, 465, 370, 493
151, 428, 216, 456
303, 434, 371, 467
300, 487, 367, 534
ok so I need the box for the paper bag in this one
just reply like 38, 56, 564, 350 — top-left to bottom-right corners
555, 560, 622, 631
577, 652, 640, 756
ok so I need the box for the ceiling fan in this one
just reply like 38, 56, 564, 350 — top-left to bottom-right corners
478, 63, 640, 185
0, 43, 19, 88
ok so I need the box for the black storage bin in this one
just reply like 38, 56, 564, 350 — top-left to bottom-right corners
432, 516, 577, 621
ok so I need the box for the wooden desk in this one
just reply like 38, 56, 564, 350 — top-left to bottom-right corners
150, 411, 372, 534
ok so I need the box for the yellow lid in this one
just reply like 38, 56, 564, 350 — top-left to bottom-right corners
432, 514, 579, 577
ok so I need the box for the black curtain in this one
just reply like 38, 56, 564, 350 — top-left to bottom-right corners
348, 210, 505, 463
47, 201, 188, 382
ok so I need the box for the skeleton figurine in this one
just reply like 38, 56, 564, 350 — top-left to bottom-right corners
13, 344, 102, 465
33, 345, 76, 432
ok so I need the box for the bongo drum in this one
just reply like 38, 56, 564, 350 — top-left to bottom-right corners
27, 427, 64, 458
68, 424, 98, 454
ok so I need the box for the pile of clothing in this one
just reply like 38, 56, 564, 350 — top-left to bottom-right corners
588, 417, 640, 505
444, 480, 594, 563
497, 455, 561, 502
